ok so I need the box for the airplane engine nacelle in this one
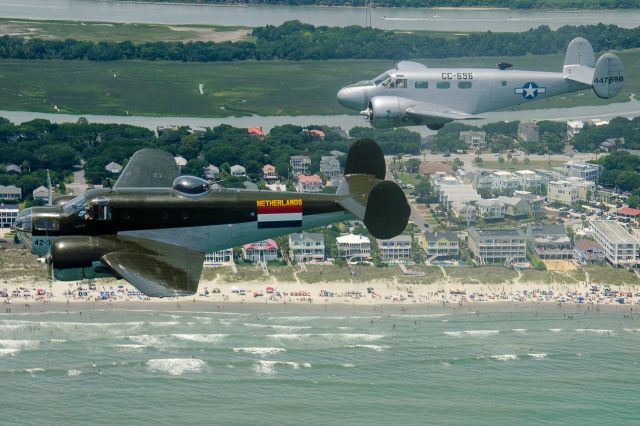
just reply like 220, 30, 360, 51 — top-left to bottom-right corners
50, 236, 119, 269
366, 96, 416, 128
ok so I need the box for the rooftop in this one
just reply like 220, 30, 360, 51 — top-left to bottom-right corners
289, 232, 324, 243
470, 228, 524, 238
337, 234, 370, 244
617, 207, 640, 217
591, 220, 637, 244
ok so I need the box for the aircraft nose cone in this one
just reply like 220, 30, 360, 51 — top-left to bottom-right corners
337, 86, 366, 110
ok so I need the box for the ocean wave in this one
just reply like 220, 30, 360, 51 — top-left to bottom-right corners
114, 344, 147, 351
67, 369, 82, 377
147, 358, 206, 376
253, 360, 300, 375
345, 344, 389, 352
442, 331, 462, 337
512, 329, 527, 333
233, 347, 287, 356
126, 335, 160, 345
0, 340, 39, 349
574, 329, 614, 335
171, 334, 227, 343
267, 333, 384, 342
49, 339, 67, 343
267, 316, 376, 322
24, 368, 45, 376
390, 314, 449, 318
0, 348, 19, 357
623, 328, 640, 333
242, 323, 311, 331
341, 363, 354, 368
491, 354, 518, 361
464, 330, 499, 336
549, 329, 563, 333
528, 353, 547, 360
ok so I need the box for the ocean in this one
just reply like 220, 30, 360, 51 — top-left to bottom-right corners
0, 303, 638, 425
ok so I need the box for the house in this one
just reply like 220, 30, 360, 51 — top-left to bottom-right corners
304, 129, 325, 140
289, 232, 325, 262
290, 155, 311, 176
590, 220, 639, 267
574, 239, 605, 265
297, 174, 323, 193
564, 161, 601, 183
460, 131, 487, 149
517, 121, 539, 143
105, 162, 122, 174
377, 235, 412, 262
566, 120, 584, 138
419, 162, 454, 177
514, 170, 544, 193
547, 180, 580, 205
319, 156, 341, 178
203, 165, 219, 180
204, 249, 234, 266
600, 137, 624, 151
247, 127, 264, 137
424, 231, 459, 258
526, 223, 573, 260
337, 234, 371, 261
513, 190, 544, 216
266, 183, 287, 192
617, 207, 640, 220
5, 164, 20, 174
329, 150, 345, 158
32, 186, 50, 200
174, 156, 187, 170
0, 204, 19, 228
262, 164, 278, 180
475, 198, 505, 220
0, 185, 21, 200
496, 196, 529, 218
467, 228, 526, 265
242, 239, 280, 263
451, 202, 477, 225
230, 165, 246, 177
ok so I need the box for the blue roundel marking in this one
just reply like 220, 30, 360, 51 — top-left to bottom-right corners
517, 81, 541, 99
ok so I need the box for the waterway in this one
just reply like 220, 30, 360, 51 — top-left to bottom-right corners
1, 99, 639, 135
0, 0, 639, 31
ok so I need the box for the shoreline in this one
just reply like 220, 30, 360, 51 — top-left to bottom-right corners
3, 277, 638, 310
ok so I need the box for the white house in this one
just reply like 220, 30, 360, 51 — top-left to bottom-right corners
32, 186, 50, 200
230, 165, 246, 177
337, 234, 371, 261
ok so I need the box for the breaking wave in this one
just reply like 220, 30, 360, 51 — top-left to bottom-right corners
233, 347, 287, 356
267, 333, 383, 342
528, 353, 547, 360
345, 344, 389, 352
491, 354, 518, 361
253, 360, 306, 375
146, 358, 207, 376
67, 369, 82, 377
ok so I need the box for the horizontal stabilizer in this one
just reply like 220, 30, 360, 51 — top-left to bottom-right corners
592, 53, 624, 99
344, 138, 386, 180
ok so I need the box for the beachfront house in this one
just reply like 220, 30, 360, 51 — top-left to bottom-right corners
467, 228, 526, 265
497, 196, 530, 218
0, 204, 19, 228
590, 220, 639, 267
337, 234, 371, 262
377, 235, 412, 262
475, 198, 505, 221
526, 223, 573, 260
204, 249, 234, 267
424, 231, 459, 258
574, 239, 606, 265
288, 232, 325, 262
242, 239, 280, 263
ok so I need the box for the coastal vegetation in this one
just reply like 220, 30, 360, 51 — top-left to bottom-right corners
1, 22, 639, 62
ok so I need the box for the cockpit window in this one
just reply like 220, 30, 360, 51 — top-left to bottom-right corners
373, 72, 390, 86
350, 80, 375, 87
62, 195, 88, 215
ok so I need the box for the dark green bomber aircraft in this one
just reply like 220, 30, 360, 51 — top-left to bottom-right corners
13, 139, 411, 297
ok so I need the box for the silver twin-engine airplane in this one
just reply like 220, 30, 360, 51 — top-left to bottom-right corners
337, 37, 624, 130
13, 139, 410, 298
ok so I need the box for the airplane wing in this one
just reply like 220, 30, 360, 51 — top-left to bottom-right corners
406, 102, 482, 121
114, 148, 179, 189
101, 237, 204, 297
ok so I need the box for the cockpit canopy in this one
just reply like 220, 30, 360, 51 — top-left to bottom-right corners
172, 176, 211, 195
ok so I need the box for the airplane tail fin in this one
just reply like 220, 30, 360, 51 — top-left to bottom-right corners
337, 139, 410, 239
563, 37, 624, 99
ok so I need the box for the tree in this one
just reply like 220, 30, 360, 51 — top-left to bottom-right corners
452, 158, 464, 171
498, 156, 505, 165
473, 156, 483, 166
405, 158, 421, 173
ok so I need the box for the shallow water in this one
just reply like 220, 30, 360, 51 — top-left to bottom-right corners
1, 303, 638, 425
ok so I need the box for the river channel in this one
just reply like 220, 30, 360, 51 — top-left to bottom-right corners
0, 0, 639, 31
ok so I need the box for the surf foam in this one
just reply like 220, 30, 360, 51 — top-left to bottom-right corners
146, 358, 207, 376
